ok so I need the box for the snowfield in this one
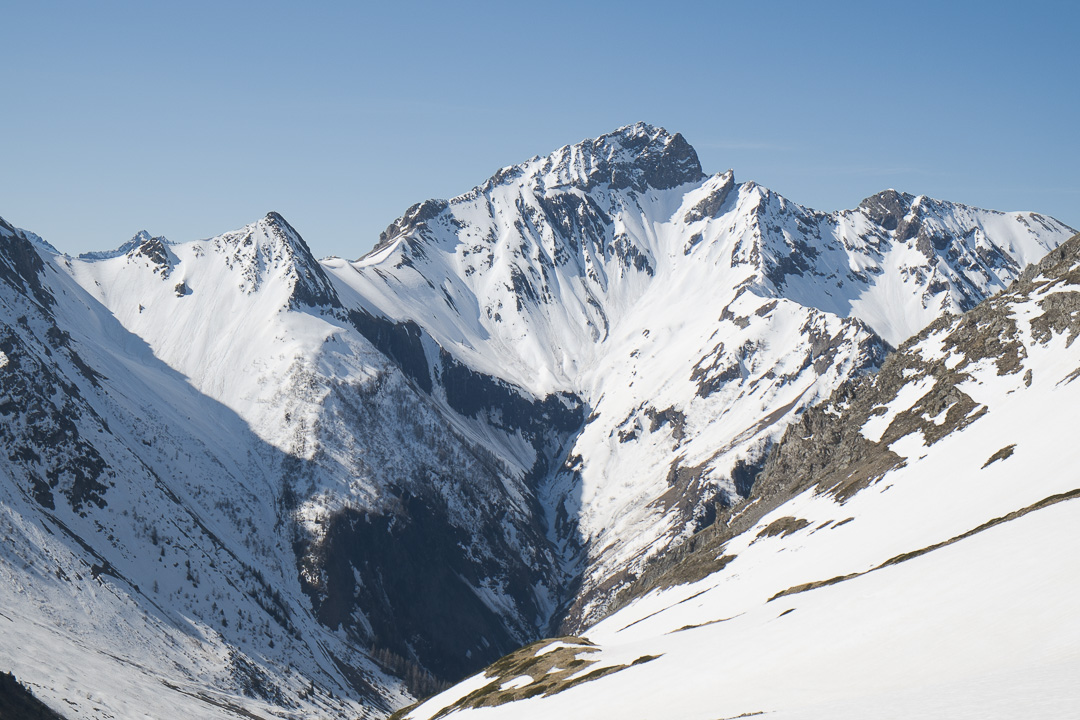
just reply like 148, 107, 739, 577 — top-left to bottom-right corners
407, 498, 1080, 720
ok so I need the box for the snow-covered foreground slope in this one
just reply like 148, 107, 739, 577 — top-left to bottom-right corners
401, 233, 1080, 720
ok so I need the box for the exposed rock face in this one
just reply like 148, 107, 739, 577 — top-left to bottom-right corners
507, 122, 706, 196
683, 170, 735, 224
129, 233, 175, 277
762, 234, 1080, 505
859, 188, 915, 231
613, 234, 1080, 608
0, 218, 54, 308
377, 199, 452, 250
0, 227, 111, 515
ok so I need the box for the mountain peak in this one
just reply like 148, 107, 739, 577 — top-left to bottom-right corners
373, 124, 705, 253
376, 199, 450, 248
215, 212, 340, 309
531, 122, 704, 193
78, 229, 169, 261
262, 210, 297, 235
222, 211, 309, 254
858, 189, 916, 231
126, 232, 174, 276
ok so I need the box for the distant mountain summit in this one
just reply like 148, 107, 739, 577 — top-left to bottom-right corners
0, 124, 1075, 719
511, 122, 705, 193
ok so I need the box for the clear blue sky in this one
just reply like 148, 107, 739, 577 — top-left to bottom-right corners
2, 0, 1077, 259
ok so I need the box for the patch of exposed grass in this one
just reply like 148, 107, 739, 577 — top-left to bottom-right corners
428, 637, 659, 717
755, 516, 811, 540
982, 444, 1016, 468
771, 487, 1080, 601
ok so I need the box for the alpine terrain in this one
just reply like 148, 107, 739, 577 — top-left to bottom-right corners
400, 230, 1080, 720
0, 123, 1074, 719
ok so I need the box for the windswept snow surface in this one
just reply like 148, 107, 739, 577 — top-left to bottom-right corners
401, 236, 1080, 720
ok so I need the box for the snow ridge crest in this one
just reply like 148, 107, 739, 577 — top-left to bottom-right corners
374, 123, 703, 251
528, 121, 705, 194
79, 230, 169, 261
214, 212, 341, 308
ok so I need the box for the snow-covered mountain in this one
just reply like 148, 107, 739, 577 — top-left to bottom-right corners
329, 122, 1072, 627
0, 212, 586, 718
398, 230, 1080, 720
0, 217, 415, 718
0, 123, 1074, 719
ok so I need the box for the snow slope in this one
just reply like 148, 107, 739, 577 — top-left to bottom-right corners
0, 217, 408, 718
401, 233, 1080, 720
0, 214, 571, 717
46, 214, 582, 686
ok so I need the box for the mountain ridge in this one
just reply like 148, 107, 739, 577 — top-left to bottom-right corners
0, 124, 1076, 719
328, 123, 1072, 627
